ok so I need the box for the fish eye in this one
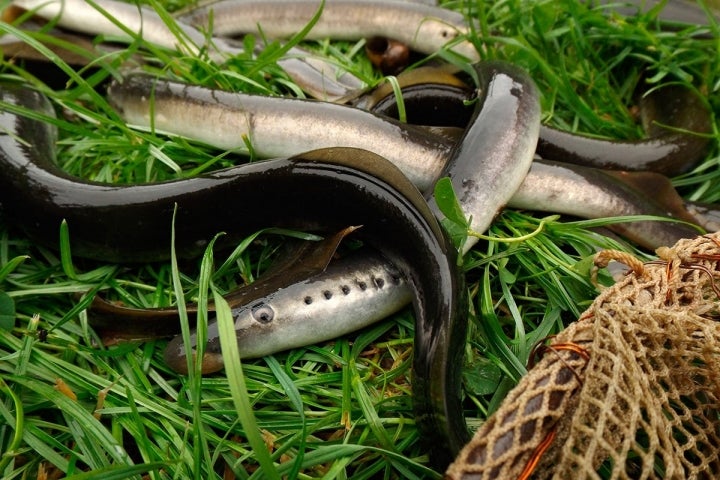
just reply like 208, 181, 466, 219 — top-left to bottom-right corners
441, 27, 458, 40
251, 303, 275, 324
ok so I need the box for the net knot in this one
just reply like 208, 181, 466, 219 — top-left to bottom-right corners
591, 249, 645, 289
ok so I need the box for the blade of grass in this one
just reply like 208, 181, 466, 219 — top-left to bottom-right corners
213, 286, 281, 480
0, 377, 24, 475
264, 355, 307, 478
63, 462, 169, 480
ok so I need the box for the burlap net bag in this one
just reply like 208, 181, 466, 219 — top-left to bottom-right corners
446, 233, 720, 479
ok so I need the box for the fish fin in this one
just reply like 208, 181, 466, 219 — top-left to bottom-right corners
87, 226, 360, 343
220, 225, 362, 308
603, 170, 700, 224
86, 294, 197, 344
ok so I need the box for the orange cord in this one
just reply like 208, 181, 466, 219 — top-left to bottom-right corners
518, 428, 558, 480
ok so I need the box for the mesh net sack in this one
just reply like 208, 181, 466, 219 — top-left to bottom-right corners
446, 233, 720, 479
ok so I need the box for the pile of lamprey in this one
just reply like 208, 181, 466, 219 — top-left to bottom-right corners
447, 232, 720, 479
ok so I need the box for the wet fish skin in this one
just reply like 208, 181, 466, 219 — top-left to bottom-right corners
108, 68, 704, 250
7, 0, 366, 101
163, 249, 414, 373
177, 0, 479, 61
159, 60, 541, 467
107, 73, 452, 192
427, 61, 540, 254
0, 83, 452, 266
536, 84, 713, 176
11, 0, 241, 59
510, 161, 702, 248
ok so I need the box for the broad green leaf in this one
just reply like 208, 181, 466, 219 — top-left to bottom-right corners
433, 177, 469, 229
434, 177, 471, 252
463, 359, 504, 396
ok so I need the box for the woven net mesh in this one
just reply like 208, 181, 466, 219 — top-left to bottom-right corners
446, 233, 720, 479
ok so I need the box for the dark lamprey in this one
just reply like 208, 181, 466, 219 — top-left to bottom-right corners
0, 82, 466, 468
355, 65, 474, 127
0, 83, 448, 263
536, 84, 713, 176
363, 66, 713, 176
109, 67, 705, 250
94, 60, 541, 468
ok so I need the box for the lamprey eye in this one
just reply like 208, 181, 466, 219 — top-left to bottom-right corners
251, 303, 275, 324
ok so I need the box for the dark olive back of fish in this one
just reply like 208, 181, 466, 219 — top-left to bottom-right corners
0, 82, 467, 467
369, 83, 474, 127
536, 85, 712, 175
0, 85, 435, 263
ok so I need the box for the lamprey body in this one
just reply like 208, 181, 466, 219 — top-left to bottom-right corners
0, 82, 465, 468
0, 83, 454, 266
177, 0, 479, 61
163, 249, 414, 373
511, 162, 702, 248
362, 66, 712, 176
11, 0, 241, 59
107, 73, 451, 193
7, 0, 365, 101
109, 70, 705, 250
426, 61, 540, 254
537, 84, 713, 176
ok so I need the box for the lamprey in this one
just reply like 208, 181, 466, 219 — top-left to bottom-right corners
537, 84, 713, 176
107, 73, 452, 193
109, 69, 705, 250
0, 82, 465, 468
11, 0, 242, 60
0, 83, 455, 265
511, 162, 702, 248
88, 227, 362, 343
362, 66, 713, 176
7, 0, 366, 101
177, 0, 479, 61
163, 248, 413, 373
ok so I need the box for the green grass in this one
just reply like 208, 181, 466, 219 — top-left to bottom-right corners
0, 0, 718, 478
